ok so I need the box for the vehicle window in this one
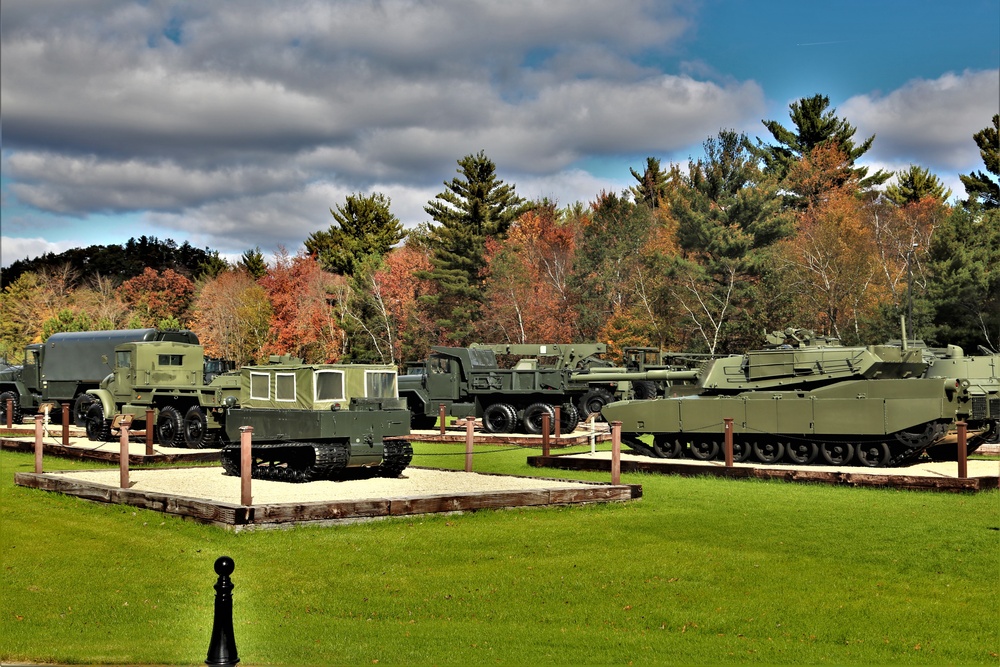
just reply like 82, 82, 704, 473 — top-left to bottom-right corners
116, 351, 132, 368
158, 354, 183, 366
365, 371, 397, 398
249, 372, 270, 400
314, 370, 344, 401
275, 373, 296, 401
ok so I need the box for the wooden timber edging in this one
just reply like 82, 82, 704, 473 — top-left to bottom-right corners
0, 437, 220, 464
526, 453, 999, 493
406, 430, 611, 447
12, 468, 642, 529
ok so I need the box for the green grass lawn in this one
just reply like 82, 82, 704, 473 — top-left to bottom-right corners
1, 444, 998, 665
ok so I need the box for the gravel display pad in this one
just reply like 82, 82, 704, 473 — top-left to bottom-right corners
50, 466, 597, 504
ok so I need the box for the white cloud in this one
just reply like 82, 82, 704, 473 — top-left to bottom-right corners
842, 69, 999, 173
1, 236, 78, 269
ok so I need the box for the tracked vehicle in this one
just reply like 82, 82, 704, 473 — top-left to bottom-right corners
220, 362, 412, 482
599, 328, 1000, 468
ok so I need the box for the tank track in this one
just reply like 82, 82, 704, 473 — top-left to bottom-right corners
378, 439, 413, 478
220, 441, 349, 483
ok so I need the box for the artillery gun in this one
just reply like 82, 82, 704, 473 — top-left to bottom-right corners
219, 362, 412, 482
599, 328, 999, 467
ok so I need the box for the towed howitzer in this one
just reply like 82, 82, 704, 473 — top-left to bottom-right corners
600, 328, 999, 467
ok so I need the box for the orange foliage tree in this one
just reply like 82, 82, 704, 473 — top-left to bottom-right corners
117, 267, 195, 327
369, 246, 437, 363
190, 269, 273, 364
259, 250, 345, 362
478, 205, 579, 343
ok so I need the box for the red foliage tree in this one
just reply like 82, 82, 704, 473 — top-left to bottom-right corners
117, 267, 195, 326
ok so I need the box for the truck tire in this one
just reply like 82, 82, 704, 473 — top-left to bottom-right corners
85, 403, 112, 442
0, 391, 22, 426
632, 380, 657, 400
73, 394, 96, 427
559, 402, 580, 433
578, 388, 614, 420
482, 403, 517, 433
156, 405, 185, 447
183, 405, 212, 449
522, 402, 556, 435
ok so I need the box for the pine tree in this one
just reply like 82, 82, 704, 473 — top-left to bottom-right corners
420, 151, 528, 343
629, 157, 673, 208
959, 114, 999, 210
239, 247, 268, 280
750, 94, 890, 206
885, 165, 952, 206
305, 192, 404, 276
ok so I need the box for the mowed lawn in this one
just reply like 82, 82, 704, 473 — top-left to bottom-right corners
1, 444, 997, 665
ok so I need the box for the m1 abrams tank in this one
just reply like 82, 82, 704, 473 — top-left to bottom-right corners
598, 328, 999, 468
219, 362, 412, 482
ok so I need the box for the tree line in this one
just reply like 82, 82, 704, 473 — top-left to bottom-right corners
2, 96, 997, 366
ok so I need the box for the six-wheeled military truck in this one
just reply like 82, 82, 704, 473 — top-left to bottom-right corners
84, 340, 239, 447
219, 362, 412, 481
0, 328, 200, 427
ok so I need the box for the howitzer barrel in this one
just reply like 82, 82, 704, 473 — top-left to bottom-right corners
571, 369, 700, 383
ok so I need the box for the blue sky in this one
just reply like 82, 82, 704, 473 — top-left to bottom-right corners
2, 0, 998, 268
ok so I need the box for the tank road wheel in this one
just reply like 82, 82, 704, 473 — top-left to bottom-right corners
182, 405, 212, 449
753, 439, 785, 464
72, 394, 96, 427
156, 405, 185, 447
559, 402, 580, 433
652, 434, 683, 458
856, 441, 890, 467
482, 403, 517, 434
522, 403, 556, 435
820, 442, 855, 466
578, 388, 614, 420
0, 391, 23, 426
786, 441, 819, 465
85, 403, 112, 442
731, 440, 753, 463
690, 438, 720, 461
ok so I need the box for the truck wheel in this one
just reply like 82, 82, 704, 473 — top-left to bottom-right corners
482, 403, 517, 433
183, 405, 212, 449
73, 394, 96, 427
522, 402, 556, 435
156, 405, 185, 447
578, 388, 614, 420
0, 391, 23, 426
632, 380, 657, 400
559, 402, 580, 433
85, 403, 112, 442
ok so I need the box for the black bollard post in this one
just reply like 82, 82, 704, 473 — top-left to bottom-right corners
206, 556, 240, 666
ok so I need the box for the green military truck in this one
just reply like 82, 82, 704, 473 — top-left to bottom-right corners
0, 328, 200, 426
84, 340, 239, 447
218, 361, 412, 481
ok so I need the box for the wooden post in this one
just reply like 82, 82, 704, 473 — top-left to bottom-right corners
542, 412, 550, 457
240, 426, 253, 506
62, 402, 71, 447
6, 397, 13, 428
465, 416, 474, 472
145, 408, 155, 456
554, 405, 561, 440
439, 403, 447, 436
724, 417, 734, 467
956, 420, 968, 479
34, 415, 44, 474
119, 421, 129, 489
610, 420, 622, 486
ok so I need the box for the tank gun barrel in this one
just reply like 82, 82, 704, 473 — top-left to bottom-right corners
571, 369, 700, 383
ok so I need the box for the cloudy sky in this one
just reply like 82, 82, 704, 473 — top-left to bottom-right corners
2, 0, 998, 268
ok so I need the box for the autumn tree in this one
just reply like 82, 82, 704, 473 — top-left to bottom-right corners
259, 250, 345, 362
751, 94, 889, 207
420, 151, 529, 344
960, 113, 999, 210
190, 269, 273, 364
478, 203, 580, 344
306, 192, 404, 276
117, 268, 195, 328
885, 165, 952, 206
663, 130, 793, 353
